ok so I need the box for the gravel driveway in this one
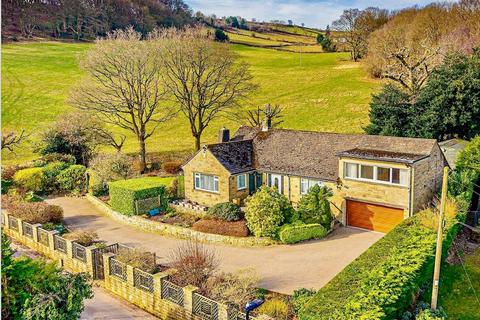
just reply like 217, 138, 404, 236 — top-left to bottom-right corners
47, 196, 383, 294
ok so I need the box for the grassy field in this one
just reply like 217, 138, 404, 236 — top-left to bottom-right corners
2, 41, 380, 164
437, 247, 480, 319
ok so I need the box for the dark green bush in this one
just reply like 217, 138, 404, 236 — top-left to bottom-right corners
207, 202, 243, 221
299, 202, 465, 320
297, 185, 334, 229
57, 165, 87, 193
108, 177, 168, 216
278, 223, 327, 244
1, 180, 12, 194
42, 161, 69, 191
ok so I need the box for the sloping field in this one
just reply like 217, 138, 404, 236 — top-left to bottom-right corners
2, 41, 380, 163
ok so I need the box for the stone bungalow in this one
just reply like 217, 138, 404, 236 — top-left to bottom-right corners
182, 125, 447, 233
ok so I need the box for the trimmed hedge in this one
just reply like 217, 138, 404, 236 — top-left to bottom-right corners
279, 223, 327, 244
109, 177, 173, 216
299, 201, 465, 320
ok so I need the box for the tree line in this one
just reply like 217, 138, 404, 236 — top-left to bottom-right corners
1, 0, 194, 41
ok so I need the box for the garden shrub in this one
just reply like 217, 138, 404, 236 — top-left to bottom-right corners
244, 186, 293, 237
7, 200, 64, 224
207, 202, 243, 221
299, 200, 465, 320
169, 241, 218, 289
13, 167, 46, 192
57, 165, 87, 192
205, 268, 259, 309
32, 153, 76, 167
162, 160, 183, 174
278, 223, 327, 244
42, 161, 69, 190
2, 180, 12, 194
257, 298, 289, 319
115, 247, 156, 273
192, 219, 249, 237
64, 230, 98, 246
2, 165, 27, 180
292, 288, 317, 315
297, 185, 334, 229
89, 153, 134, 194
108, 177, 171, 215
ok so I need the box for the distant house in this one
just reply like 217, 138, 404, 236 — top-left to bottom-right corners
182, 124, 447, 233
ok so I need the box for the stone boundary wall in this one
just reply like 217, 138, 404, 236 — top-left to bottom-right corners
87, 194, 277, 247
1, 211, 252, 320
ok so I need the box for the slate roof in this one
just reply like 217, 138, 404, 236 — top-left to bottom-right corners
230, 126, 439, 181
207, 139, 254, 174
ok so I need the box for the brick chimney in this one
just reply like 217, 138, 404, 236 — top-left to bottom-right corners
218, 127, 230, 143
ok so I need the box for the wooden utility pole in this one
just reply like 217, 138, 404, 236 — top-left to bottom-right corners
431, 166, 449, 310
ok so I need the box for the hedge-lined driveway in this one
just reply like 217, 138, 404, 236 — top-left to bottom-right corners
47, 196, 383, 294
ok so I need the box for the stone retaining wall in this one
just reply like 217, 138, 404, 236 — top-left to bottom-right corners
1, 211, 252, 320
87, 194, 277, 247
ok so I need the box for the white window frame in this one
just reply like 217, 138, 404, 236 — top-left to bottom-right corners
267, 174, 283, 194
237, 174, 247, 191
194, 173, 219, 193
343, 162, 409, 186
300, 178, 324, 195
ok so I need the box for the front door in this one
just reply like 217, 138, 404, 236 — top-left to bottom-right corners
270, 174, 283, 194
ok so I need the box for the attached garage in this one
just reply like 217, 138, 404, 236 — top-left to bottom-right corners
346, 200, 405, 233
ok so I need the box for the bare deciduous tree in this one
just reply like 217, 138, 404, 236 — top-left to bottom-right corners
366, 7, 446, 96
69, 28, 174, 173
92, 128, 126, 153
333, 8, 389, 62
153, 27, 256, 151
1, 129, 29, 153
244, 104, 283, 128
332, 9, 364, 62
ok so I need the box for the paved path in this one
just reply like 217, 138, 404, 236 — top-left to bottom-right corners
82, 287, 157, 319
10, 238, 156, 319
47, 196, 383, 294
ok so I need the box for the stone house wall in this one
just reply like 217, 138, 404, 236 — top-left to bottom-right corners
183, 149, 231, 206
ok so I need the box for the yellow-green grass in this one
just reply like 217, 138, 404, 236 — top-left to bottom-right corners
231, 28, 315, 44
2, 42, 380, 164
436, 247, 480, 319
226, 32, 288, 47
270, 24, 319, 37
277, 44, 323, 53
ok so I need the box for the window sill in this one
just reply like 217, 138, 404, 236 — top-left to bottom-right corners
237, 187, 247, 191
343, 177, 409, 188
194, 188, 220, 194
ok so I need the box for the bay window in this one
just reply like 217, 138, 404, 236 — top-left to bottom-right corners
194, 173, 219, 192
344, 162, 409, 186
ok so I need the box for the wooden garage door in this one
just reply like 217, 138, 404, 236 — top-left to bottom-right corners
346, 200, 404, 233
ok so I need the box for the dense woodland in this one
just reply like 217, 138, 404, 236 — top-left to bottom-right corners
1, 0, 194, 40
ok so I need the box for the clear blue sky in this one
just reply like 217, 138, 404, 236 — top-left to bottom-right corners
186, 0, 451, 28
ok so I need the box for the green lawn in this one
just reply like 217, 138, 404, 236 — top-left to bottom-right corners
437, 247, 480, 319
2, 41, 380, 164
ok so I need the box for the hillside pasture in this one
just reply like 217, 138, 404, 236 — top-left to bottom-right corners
2, 42, 380, 164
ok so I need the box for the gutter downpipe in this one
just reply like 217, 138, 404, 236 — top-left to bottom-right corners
409, 165, 415, 217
